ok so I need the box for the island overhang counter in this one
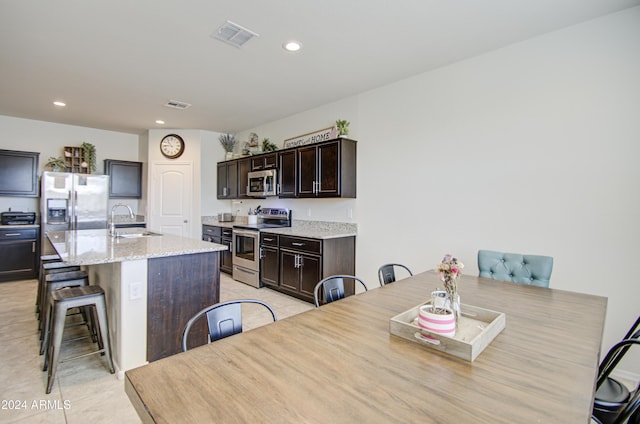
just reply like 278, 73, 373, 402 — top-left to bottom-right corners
47, 229, 227, 378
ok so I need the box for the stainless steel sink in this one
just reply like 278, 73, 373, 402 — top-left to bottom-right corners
114, 231, 162, 238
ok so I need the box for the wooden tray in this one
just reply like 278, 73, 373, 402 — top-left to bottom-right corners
389, 301, 506, 361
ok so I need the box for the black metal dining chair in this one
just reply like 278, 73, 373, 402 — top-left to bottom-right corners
592, 315, 640, 424
313, 275, 368, 307
377, 263, 413, 286
181, 299, 277, 351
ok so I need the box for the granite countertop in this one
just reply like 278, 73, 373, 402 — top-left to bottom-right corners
201, 216, 357, 239
201, 216, 235, 229
262, 220, 357, 239
48, 228, 227, 266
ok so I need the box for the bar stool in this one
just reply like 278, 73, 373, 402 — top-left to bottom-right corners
40, 270, 90, 356
36, 255, 61, 315
45, 285, 115, 394
37, 259, 80, 322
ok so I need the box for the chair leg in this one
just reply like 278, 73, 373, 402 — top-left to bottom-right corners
46, 303, 68, 394
41, 301, 52, 360
95, 298, 115, 373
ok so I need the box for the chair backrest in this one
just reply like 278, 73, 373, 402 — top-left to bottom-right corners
593, 339, 640, 424
378, 263, 413, 286
181, 299, 277, 351
477, 249, 553, 288
313, 275, 368, 307
597, 316, 640, 387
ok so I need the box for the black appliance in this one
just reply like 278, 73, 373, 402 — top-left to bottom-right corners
1, 211, 36, 225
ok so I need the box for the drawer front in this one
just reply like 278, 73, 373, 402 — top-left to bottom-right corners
279, 236, 321, 255
0, 228, 38, 240
260, 233, 278, 247
221, 228, 233, 238
202, 225, 222, 237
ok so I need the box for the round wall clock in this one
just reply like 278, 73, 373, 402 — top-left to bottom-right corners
160, 134, 185, 159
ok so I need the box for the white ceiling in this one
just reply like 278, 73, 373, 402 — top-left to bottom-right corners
1, 0, 638, 135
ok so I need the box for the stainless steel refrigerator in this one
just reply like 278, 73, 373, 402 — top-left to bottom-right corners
40, 171, 109, 255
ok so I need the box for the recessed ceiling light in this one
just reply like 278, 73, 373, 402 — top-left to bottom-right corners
155, 120, 165, 125
53, 101, 66, 107
283, 41, 302, 52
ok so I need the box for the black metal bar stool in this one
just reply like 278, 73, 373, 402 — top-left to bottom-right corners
40, 270, 90, 356
36, 255, 61, 315
45, 285, 115, 394
37, 258, 80, 323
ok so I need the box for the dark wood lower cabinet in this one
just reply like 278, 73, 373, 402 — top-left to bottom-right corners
0, 227, 39, 282
146, 252, 219, 361
259, 246, 279, 287
262, 233, 355, 303
202, 225, 232, 274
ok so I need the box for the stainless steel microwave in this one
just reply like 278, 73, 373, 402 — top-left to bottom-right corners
247, 169, 277, 197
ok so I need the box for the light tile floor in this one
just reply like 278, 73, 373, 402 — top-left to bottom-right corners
0, 273, 313, 423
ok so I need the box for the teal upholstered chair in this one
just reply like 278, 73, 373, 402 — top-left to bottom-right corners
478, 250, 553, 288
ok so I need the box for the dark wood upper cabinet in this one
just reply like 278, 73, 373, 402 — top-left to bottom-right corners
250, 153, 277, 171
216, 138, 356, 199
278, 150, 297, 198
217, 160, 238, 199
294, 138, 357, 198
104, 159, 142, 198
237, 158, 251, 198
0, 149, 40, 197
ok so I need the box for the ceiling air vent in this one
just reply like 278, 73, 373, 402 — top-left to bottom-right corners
211, 20, 258, 48
164, 100, 191, 110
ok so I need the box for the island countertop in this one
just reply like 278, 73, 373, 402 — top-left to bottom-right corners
48, 229, 227, 266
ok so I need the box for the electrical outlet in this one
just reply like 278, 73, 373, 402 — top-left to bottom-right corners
348, 208, 353, 219
307, 208, 312, 217
129, 282, 143, 300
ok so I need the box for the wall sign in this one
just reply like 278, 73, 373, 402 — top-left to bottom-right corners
283, 126, 338, 149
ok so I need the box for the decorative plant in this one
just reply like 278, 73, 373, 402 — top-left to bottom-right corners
262, 138, 278, 152
218, 134, 236, 153
81, 142, 96, 173
336, 119, 350, 136
436, 254, 464, 321
45, 156, 66, 172
249, 132, 259, 147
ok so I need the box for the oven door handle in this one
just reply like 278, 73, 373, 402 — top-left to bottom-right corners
233, 229, 259, 237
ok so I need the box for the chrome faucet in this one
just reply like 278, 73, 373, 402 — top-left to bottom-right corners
110, 203, 135, 237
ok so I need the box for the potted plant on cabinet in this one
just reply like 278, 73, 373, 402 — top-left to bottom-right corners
219, 134, 236, 159
336, 119, 350, 137
45, 157, 67, 172
81, 142, 96, 173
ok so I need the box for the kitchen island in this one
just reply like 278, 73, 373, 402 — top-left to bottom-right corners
47, 228, 227, 378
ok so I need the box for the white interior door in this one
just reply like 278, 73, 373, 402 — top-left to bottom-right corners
149, 162, 192, 237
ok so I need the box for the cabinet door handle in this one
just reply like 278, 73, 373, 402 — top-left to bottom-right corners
294, 254, 300, 268
298, 256, 304, 268
32, 242, 36, 253
4, 233, 21, 236
263, 238, 274, 242
292, 242, 305, 247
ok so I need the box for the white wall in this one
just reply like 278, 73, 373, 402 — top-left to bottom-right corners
230, 8, 640, 376
146, 129, 230, 239
0, 116, 140, 214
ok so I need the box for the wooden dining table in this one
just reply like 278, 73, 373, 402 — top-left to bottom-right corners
125, 271, 607, 423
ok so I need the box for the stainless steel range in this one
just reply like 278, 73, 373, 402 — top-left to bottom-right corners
232, 207, 291, 288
